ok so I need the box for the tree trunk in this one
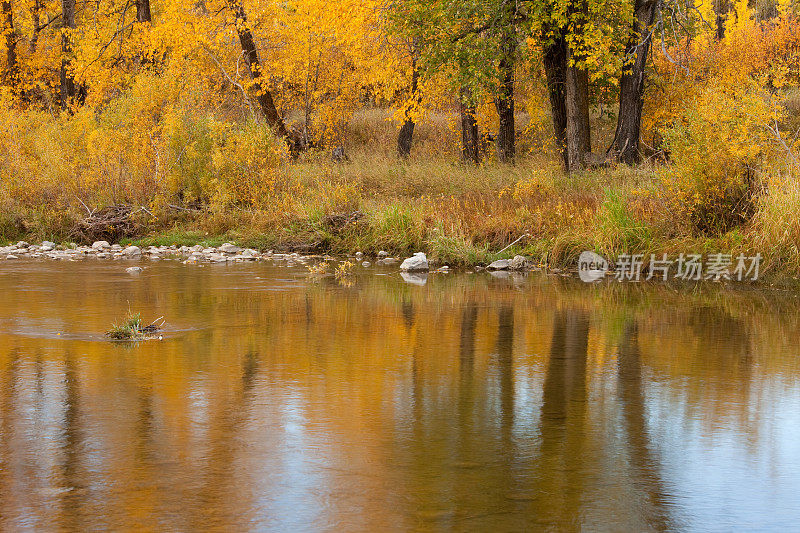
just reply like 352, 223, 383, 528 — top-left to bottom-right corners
397, 50, 419, 158
495, 30, 516, 163
60, 0, 79, 109
30, 0, 40, 52
565, 0, 591, 171
543, 33, 568, 168
227, 0, 289, 141
136, 0, 151, 22
2, 0, 16, 88
608, 0, 659, 165
460, 87, 479, 164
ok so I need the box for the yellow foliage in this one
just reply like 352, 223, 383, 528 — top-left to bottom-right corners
0, 74, 287, 218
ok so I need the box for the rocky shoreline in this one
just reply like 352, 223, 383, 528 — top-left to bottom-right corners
1, 240, 537, 271
0, 241, 547, 284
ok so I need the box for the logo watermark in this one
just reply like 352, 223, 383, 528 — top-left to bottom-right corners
578, 252, 761, 283
578, 251, 609, 282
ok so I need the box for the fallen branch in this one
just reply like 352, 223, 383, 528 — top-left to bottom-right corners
497, 233, 530, 255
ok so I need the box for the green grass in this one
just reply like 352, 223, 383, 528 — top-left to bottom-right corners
106, 312, 162, 341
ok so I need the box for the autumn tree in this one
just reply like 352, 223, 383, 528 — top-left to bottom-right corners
495, 0, 517, 163
565, 0, 591, 171
389, 0, 524, 163
225, 0, 288, 141
608, 0, 661, 164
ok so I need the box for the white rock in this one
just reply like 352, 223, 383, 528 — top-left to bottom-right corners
377, 251, 389, 259
41, 241, 56, 251
126, 266, 143, 274
6, 254, 18, 260
400, 252, 429, 272
122, 245, 141, 257
16, 241, 29, 248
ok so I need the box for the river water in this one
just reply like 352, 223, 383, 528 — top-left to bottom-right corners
0, 260, 799, 531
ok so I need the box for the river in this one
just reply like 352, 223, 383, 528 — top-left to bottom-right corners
1, 260, 799, 531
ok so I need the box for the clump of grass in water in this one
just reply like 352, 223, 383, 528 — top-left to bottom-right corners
106, 313, 164, 341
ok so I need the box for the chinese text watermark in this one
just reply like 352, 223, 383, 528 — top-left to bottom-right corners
578, 252, 761, 283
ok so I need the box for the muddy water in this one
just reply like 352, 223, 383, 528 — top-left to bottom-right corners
1, 260, 799, 531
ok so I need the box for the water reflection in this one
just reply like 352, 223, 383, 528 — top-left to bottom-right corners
0, 261, 799, 530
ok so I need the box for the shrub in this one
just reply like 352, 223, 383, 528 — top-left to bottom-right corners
660, 82, 776, 235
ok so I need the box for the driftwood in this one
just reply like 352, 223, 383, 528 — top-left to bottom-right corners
71, 205, 145, 244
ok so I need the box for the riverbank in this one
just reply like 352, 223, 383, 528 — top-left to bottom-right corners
2, 112, 799, 281
2, 158, 800, 286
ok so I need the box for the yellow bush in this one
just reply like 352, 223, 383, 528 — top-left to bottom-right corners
0, 74, 289, 222
659, 78, 781, 235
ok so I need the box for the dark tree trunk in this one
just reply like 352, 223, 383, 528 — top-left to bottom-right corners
30, 0, 40, 52
565, 57, 590, 171
2, 0, 16, 88
493, 0, 517, 163
227, 0, 289, 141
397, 50, 419, 158
460, 87, 479, 164
495, 31, 516, 163
608, 0, 659, 165
60, 0, 81, 109
136, 0, 151, 22
565, 0, 591, 171
543, 33, 568, 168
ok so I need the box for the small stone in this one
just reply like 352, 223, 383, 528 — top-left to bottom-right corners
6, 254, 18, 260
510, 255, 530, 271
377, 251, 389, 259
219, 243, 242, 254
381, 257, 399, 266
355, 252, 364, 259
122, 245, 142, 257
41, 241, 56, 251
91, 241, 110, 250
400, 252, 429, 272
362, 261, 371, 267
126, 266, 143, 274
487, 259, 511, 271
16, 241, 29, 249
